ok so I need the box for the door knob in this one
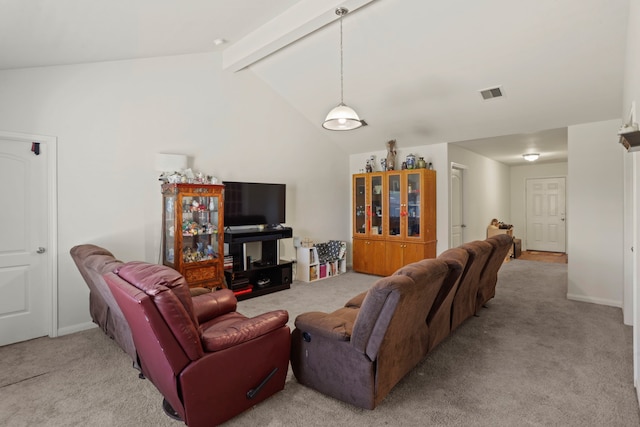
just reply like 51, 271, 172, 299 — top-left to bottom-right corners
37, 247, 46, 254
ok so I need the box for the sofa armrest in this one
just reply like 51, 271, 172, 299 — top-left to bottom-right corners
192, 289, 237, 324
345, 291, 367, 308
294, 310, 355, 341
201, 310, 289, 352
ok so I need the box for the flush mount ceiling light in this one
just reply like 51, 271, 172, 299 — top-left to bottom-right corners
523, 153, 540, 162
323, 7, 363, 131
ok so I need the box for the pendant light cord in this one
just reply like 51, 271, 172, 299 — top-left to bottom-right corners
335, 7, 348, 105
339, 10, 344, 104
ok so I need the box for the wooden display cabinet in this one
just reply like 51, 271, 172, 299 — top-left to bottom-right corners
352, 169, 436, 276
161, 183, 225, 290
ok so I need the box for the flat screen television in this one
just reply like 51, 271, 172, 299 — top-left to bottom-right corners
223, 181, 286, 227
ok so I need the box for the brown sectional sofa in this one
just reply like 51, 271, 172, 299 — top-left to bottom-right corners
290, 234, 513, 409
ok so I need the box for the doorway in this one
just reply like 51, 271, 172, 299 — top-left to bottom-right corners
450, 163, 467, 247
525, 177, 566, 252
0, 131, 57, 346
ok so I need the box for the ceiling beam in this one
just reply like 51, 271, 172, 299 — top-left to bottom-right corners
222, 0, 376, 72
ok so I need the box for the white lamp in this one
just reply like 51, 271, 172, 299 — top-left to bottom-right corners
323, 7, 363, 131
522, 153, 540, 162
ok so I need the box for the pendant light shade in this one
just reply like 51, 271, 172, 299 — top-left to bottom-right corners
323, 7, 363, 131
323, 103, 362, 130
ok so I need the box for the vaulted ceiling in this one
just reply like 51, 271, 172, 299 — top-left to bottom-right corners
0, 0, 629, 163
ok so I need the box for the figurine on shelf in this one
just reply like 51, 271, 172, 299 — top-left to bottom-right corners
406, 153, 416, 169
365, 159, 372, 173
183, 247, 195, 263
386, 140, 397, 171
380, 158, 387, 171
369, 155, 376, 172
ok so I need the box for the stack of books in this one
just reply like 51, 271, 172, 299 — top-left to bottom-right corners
224, 255, 233, 270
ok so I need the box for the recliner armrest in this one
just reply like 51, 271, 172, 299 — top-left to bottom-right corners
201, 310, 289, 352
294, 310, 355, 341
193, 289, 237, 324
345, 291, 367, 308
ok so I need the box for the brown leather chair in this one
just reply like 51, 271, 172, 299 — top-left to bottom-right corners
450, 240, 492, 332
426, 247, 468, 352
105, 261, 290, 427
476, 233, 513, 313
70, 245, 137, 366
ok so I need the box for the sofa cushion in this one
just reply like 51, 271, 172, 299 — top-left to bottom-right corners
200, 310, 289, 352
294, 307, 359, 341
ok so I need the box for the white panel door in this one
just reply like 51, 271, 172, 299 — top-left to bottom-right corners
450, 166, 465, 247
526, 177, 566, 252
0, 137, 49, 345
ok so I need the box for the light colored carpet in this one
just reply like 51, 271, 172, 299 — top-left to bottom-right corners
1, 259, 638, 426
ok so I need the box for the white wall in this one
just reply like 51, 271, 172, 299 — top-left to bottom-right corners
567, 119, 623, 307
0, 52, 350, 334
348, 142, 449, 254
510, 162, 568, 250
448, 145, 511, 243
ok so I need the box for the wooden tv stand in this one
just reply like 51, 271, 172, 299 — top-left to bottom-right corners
223, 227, 293, 300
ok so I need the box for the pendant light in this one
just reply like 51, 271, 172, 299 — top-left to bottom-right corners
323, 7, 362, 131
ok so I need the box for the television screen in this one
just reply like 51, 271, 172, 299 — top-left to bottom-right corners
223, 181, 286, 227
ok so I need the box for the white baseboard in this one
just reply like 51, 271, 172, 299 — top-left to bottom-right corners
566, 293, 622, 308
57, 322, 97, 336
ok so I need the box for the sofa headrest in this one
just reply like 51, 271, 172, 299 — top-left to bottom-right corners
437, 247, 469, 268
486, 233, 513, 248
115, 262, 197, 327
70, 244, 122, 275
392, 258, 449, 284
461, 240, 493, 260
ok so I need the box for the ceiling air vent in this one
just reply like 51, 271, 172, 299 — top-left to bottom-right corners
479, 86, 504, 100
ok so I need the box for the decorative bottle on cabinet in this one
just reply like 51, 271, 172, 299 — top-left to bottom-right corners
161, 183, 225, 290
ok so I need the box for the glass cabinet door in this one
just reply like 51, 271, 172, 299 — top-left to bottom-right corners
370, 174, 383, 236
164, 193, 177, 265
386, 173, 401, 237
405, 172, 421, 238
353, 175, 367, 236
180, 195, 220, 264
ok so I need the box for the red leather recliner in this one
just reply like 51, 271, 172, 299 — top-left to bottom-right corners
105, 261, 290, 427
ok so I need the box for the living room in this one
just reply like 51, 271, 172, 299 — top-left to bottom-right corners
0, 0, 639, 421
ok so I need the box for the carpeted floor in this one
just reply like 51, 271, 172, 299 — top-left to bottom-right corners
0, 259, 637, 426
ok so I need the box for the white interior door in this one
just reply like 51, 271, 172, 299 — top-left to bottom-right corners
451, 166, 465, 247
0, 135, 52, 346
526, 177, 566, 252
